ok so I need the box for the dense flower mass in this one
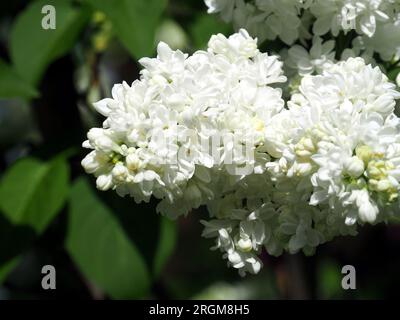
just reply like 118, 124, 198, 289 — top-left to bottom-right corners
205, 0, 400, 63
83, 20, 400, 274
82, 29, 286, 218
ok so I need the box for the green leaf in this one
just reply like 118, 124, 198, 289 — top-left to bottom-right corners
86, 0, 167, 59
0, 211, 36, 266
66, 178, 150, 299
96, 192, 177, 280
153, 216, 176, 278
10, 0, 89, 85
317, 259, 342, 299
190, 14, 232, 50
0, 59, 39, 99
0, 258, 19, 284
0, 156, 70, 233
388, 67, 400, 82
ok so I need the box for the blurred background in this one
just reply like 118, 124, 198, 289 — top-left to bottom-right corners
0, 0, 400, 300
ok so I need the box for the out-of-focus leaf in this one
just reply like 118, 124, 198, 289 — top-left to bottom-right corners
0, 100, 39, 148
0, 59, 38, 99
86, 0, 167, 59
10, 0, 89, 85
153, 216, 176, 278
190, 14, 232, 49
156, 19, 188, 50
191, 274, 279, 300
0, 156, 70, 233
0, 211, 35, 266
97, 191, 177, 281
0, 258, 19, 284
0, 154, 69, 283
317, 259, 342, 299
66, 178, 150, 299
388, 67, 400, 82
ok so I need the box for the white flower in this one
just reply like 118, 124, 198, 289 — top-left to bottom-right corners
83, 25, 400, 276
208, 28, 259, 60
343, 156, 365, 178
297, 58, 400, 119
204, 0, 309, 44
355, 22, 400, 61
255, 0, 305, 45
285, 36, 336, 76
205, 0, 235, 22
82, 29, 286, 219
201, 218, 264, 276
200, 56, 399, 275
279, 205, 323, 255
268, 58, 400, 226
205, 0, 400, 61
310, 0, 393, 37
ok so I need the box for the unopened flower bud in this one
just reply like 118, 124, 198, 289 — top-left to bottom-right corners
96, 174, 113, 191
344, 156, 364, 178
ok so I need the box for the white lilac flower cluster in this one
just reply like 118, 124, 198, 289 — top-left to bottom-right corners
81, 29, 286, 218
201, 56, 400, 276
205, 0, 400, 66
82, 30, 400, 276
